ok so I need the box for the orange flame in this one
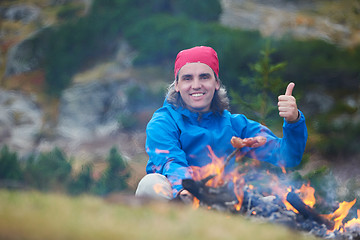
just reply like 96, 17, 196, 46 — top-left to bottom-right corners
274, 183, 316, 214
344, 209, 360, 230
193, 197, 200, 209
295, 182, 316, 208
191, 146, 225, 187
323, 199, 357, 231
280, 183, 356, 232
233, 175, 245, 211
190, 146, 246, 211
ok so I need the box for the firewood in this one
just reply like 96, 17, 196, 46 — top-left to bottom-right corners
286, 191, 335, 230
182, 175, 238, 207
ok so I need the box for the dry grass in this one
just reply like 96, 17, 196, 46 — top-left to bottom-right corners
0, 190, 320, 240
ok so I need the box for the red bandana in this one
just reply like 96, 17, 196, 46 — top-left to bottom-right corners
174, 46, 219, 78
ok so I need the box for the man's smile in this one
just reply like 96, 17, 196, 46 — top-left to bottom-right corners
190, 92, 205, 97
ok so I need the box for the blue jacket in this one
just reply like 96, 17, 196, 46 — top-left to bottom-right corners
145, 100, 308, 197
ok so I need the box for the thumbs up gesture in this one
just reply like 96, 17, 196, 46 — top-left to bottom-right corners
278, 82, 299, 122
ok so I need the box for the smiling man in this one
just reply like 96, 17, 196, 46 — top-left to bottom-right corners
135, 46, 308, 201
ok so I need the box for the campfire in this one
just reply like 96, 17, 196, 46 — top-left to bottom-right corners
172, 137, 360, 239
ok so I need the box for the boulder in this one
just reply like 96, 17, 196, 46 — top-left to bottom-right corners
0, 89, 43, 156
57, 80, 129, 141
3, 4, 41, 23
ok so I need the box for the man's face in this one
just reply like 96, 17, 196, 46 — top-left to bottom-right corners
175, 62, 220, 112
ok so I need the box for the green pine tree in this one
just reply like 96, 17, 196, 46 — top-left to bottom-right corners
94, 147, 130, 196
24, 147, 72, 191
67, 163, 94, 195
0, 145, 23, 181
230, 41, 287, 125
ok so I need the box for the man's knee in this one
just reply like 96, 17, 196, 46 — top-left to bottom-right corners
135, 173, 173, 200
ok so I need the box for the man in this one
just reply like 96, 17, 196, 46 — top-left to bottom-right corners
135, 46, 307, 200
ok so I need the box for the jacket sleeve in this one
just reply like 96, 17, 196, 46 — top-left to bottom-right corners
145, 109, 191, 197
231, 110, 308, 168
277, 110, 308, 167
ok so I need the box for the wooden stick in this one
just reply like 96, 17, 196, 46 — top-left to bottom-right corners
220, 148, 240, 174
224, 148, 240, 167
286, 191, 335, 230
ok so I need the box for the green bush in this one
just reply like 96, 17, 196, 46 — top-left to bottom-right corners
67, 163, 94, 196
0, 145, 22, 181
44, 15, 119, 96
315, 116, 360, 157
123, 14, 206, 64
273, 39, 360, 92
44, 1, 126, 96
24, 147, 72, 191
0, 145, 133, 195
172, 0, 222, 22
94, 147, 130, 196
57, 3, 84, 20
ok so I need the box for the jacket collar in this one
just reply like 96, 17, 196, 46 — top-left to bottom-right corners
164, 99, 216, 121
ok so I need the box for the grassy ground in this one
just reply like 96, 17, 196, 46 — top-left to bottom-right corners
0, 190, 319, 240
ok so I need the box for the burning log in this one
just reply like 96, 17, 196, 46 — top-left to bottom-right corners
182, 175, 238, 209
286, 191, 335, 230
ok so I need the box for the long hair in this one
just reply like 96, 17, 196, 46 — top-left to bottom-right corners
166, 73, 230, 114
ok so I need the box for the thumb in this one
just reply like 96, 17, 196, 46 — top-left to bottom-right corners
285, 82, 295, 96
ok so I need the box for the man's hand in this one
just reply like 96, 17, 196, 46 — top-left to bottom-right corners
278, 82, 299, 122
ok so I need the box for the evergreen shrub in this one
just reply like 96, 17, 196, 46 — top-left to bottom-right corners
0, 145, 22, 181
24, 147, 72, 191
94, 147, 130, 196
0, 145, 132, 195
57, 3, 84, 20
67, 163, 94, 195
315, 117, 360, 157
172, 0, 222, 22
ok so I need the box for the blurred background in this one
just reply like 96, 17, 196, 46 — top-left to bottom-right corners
0, 0, 360, 203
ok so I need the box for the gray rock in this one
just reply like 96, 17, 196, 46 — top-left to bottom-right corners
0, 89, 43, 155
57, 80, 129, 140
4, 4, 41, 23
